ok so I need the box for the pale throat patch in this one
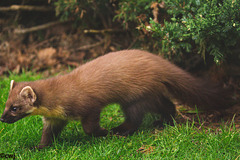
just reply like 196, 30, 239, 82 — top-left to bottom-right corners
28, 105, 66, 119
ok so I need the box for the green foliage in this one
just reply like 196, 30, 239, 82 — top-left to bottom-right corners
118, 0, 240, 63
113, 0, 153, 28
149, 18, 193, 61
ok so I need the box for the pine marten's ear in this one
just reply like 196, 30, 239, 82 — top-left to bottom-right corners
10, 80, 15, 91
20, 86, 37, 104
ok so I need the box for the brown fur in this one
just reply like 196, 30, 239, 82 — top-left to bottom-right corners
0, 49, 233, 149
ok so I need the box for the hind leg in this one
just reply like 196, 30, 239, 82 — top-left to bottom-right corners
111, 101, 146, 136
111, 95, 176, 135
81, 110, 108, 137
151, 96, 176, 128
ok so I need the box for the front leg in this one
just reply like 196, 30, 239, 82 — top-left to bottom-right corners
38, 117, 68, 149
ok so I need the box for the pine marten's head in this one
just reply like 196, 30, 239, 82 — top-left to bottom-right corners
0, 80, 37, 124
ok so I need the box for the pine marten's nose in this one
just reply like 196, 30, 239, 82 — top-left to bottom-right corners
0, 117, 5, 122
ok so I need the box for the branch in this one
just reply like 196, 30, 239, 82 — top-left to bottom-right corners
83, 29, 126, 34
75, 39, 105, 51
14, 21, 64, 34
177, 109, 193, 122
0, 5, 53, 12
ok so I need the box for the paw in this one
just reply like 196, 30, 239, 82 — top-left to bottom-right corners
153, 120, 164, 128
111, 127, 121, 135
111, 127, 135, 136
153, 119, 174, 129
93, 128, 108, 137
31, 144, 48, 150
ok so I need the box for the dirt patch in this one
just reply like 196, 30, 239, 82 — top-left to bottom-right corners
176, 104, 240, 130
0, 23, 132, 76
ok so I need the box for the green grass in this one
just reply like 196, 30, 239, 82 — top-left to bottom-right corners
0, 72, 240, 159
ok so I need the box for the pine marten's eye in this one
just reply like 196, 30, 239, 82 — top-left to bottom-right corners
10, 106, 18, 112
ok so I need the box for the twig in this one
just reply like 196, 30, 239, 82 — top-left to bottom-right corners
128, 38, 137, 49
83, 29, 126, 34
30, 36, 59, 49
75, 39, 105, 51
0, 5, 53, 12
177, 109, 193, 122
197, 121, 206, 130
15, 0, 26, 22
235, 154, 240, 160
14, 21, 64, 34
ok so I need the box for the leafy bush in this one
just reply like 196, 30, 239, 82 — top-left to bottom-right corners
149, 0, 240, 64
114, 0, 154, 29
117, 0, 240, 64
53, 0, 240, 64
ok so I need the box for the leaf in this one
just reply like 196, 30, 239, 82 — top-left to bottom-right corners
137, 145, 155, 154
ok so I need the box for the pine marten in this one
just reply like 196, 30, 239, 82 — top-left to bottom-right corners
0, 49, 233, 149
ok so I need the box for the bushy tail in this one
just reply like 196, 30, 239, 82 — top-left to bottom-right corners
164, 70, 233, 110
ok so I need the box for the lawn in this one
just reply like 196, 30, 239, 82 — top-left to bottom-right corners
0, 72, 239, 159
